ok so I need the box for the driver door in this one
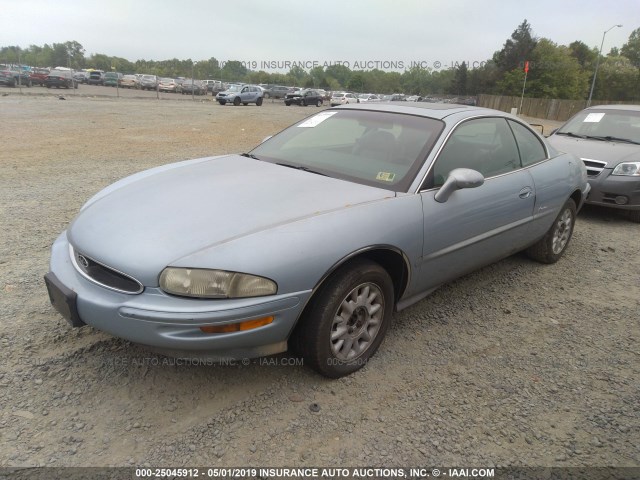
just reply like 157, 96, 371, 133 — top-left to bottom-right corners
416, 117, 536, 290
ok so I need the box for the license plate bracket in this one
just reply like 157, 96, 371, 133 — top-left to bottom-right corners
44, 273, 85, 328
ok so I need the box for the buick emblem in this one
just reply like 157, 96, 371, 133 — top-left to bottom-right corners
77, 254, 90, 268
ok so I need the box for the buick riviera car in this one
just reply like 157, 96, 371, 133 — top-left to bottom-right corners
45, 104, 589, 378
547, 105, 640, 222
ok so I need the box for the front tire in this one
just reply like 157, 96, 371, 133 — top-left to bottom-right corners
525, 199, 576, 263
628, 210, 640, 223
291, 259, 394, 378
233, 97, 241, 106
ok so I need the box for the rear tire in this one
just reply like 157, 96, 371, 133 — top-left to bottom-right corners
256, 97, 263, 106
628, 210, 640, 223
525, 199, 576, 264
290, 259, 394, 378
316, 99, 322, 107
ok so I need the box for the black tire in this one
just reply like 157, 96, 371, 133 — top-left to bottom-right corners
218, 100, 226, 105
285, 101, 291, 106
316, 99, 322, 107
291, 259, 394, 378
256, 97, 263, 106
301, 99, 307, 106
243, 102, 248, 106
233, 97, 240, 106
525, 199, 576, 264
628, 210, 640, 223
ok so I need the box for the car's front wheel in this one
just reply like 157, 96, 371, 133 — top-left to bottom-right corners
233, 97, 241, 106
218, 100, 226, 105
526, 198, 576, 263
291, 259, 394, 378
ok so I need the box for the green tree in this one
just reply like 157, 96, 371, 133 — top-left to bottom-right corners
451, 62, 468, 95
569, 40, 597, 69
401, 66, 432, 95
621, 27, 640, 69
220, 60, 248, 82
324, 64, 352, 88
592, 55, 639, 101
494, 19, 538, 72
526, 39, 588, 99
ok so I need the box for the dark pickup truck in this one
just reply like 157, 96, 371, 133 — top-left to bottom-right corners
0, 69, 33, 87
29, 68, 50, 86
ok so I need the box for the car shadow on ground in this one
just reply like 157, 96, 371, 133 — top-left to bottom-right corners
577, 204, 636, 225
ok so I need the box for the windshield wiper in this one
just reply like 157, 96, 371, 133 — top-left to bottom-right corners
241, 152, 261, 160
276, 162, 328, 176
584, 135, 640, 145
555, 131, 586, 139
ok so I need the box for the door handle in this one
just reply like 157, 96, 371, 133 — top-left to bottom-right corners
519, 187, 533, 199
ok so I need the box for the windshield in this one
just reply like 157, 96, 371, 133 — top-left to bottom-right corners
250, 109, 444, 192
558, 109, 640, 143
226, 84, 242, 92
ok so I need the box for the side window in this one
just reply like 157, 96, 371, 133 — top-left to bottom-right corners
508, 120, 547, 167
432, 117, 520, 187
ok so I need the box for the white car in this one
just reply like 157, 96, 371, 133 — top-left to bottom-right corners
330, 92, 359, 106
358, 94, 381, 103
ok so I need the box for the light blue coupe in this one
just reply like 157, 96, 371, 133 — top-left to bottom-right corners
45, 103, 590, 378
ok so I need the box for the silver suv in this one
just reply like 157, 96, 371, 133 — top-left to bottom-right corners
216, 84, 264, 106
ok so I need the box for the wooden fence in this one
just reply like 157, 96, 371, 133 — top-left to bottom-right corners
478, 94, 640, 122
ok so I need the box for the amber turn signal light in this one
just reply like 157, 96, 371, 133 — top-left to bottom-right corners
200, 316, 274, 334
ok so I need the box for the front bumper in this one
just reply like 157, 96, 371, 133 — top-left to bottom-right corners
46, 232, 312, 359
586, 170, 640, 211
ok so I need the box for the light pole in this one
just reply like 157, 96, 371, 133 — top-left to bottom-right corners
587, 24, 622, 107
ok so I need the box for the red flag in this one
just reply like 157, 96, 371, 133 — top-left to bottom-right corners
524, 61, 530, 73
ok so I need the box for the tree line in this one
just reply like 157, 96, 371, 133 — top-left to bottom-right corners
2, 21, 639, 101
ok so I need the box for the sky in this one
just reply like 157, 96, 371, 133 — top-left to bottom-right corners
1, 0, 637, 71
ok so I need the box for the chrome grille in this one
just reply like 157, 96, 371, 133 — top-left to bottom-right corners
70, 246, 144, 294
581, 158, 607, 177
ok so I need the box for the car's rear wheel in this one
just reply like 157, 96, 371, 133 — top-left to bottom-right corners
316, 99, 322, 107
233, 97, 241, 106
525, 199, 576, 264
256, 97, 263, 106
291, 259, 394, 378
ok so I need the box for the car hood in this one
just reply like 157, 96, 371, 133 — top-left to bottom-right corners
548, 135, 640, 167
68, 155, 392, 285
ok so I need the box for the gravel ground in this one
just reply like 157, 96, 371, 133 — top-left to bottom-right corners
0, 93, 638, 470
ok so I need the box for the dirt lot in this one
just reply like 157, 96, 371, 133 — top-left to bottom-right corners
0, 92, 638, 469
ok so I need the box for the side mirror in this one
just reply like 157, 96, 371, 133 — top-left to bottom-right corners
434, 168, 484, 203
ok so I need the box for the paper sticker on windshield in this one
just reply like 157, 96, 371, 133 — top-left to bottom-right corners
376, 172, 396, 182
584, 113, 605, 123
297, 111, 337, 128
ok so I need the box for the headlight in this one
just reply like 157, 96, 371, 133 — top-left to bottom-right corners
611, 162, 640, 176
159, 268, 277, 299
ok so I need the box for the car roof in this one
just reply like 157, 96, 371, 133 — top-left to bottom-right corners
336, 102, 509, 120
586, 104, 640, 112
